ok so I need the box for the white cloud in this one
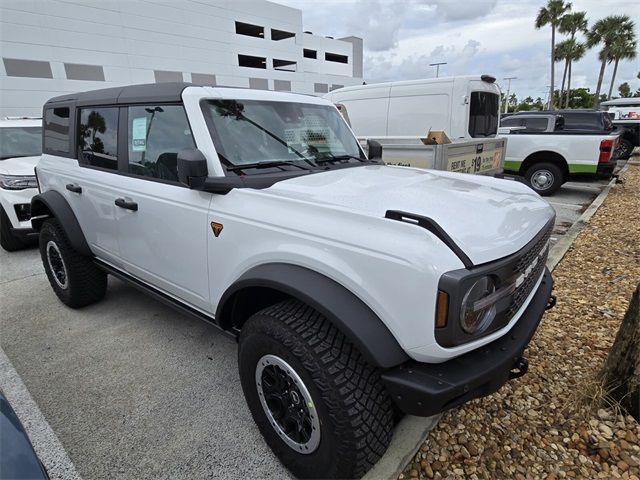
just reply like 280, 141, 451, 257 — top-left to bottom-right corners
276, 0, 640, 99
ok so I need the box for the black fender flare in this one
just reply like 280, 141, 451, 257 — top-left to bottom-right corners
216, 263, 410, 369
30, 190, 92, 256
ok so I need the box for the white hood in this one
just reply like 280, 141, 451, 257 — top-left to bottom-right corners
0, 156, 40, 176
266, 165, 555, 265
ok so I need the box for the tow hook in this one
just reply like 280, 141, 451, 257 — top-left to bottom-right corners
509, 356, 529, 380
545, 294, 556, 310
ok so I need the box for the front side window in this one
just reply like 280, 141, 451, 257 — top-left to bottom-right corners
0, 127, 42, 160
202, 99, 362, 173
127, 105, 195, 181
79, 107, 118, 170
469, 92, 499, 138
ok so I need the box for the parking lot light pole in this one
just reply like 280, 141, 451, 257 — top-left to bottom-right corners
503, 77, 517, 114
429, 62, 447, 78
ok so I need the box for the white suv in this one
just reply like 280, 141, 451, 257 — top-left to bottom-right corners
32, 83, 556, 479
0, 118, 42, 251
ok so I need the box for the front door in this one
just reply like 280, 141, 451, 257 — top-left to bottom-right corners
114, 104, 212, 311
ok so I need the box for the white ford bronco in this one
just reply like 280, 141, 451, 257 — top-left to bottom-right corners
32, 83, 556, 479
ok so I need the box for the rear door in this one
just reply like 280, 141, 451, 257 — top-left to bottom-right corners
114, 104, 213, 311
62, 106, 122, 265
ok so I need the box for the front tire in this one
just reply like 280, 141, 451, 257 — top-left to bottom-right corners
238, 300, 394, 479
39, 218, 107, 308
0, 206, 26, 252
524, 162, 563, 196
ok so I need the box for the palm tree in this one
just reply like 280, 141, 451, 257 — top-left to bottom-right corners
587, 15, 634, 107
554, 40, 571, 106
559, 11, 588, 107
564, 40, 587, 109
536, 0, 572, 110
607, 34, 637, 99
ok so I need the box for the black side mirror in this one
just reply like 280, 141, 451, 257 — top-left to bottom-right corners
367, 139, 383, 161
177, 149, 208, 189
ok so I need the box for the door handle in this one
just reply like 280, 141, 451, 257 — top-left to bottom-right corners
115, 198, 138, 211
66, 183, 82, 194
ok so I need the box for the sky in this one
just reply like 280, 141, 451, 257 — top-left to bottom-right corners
278, 0, 640, 101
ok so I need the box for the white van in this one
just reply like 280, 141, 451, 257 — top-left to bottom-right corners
324, 75, 501, 140
324, 75, 506, 176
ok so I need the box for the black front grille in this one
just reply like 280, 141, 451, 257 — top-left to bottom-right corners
507, 225, 552, 318
14, 203, 31, 222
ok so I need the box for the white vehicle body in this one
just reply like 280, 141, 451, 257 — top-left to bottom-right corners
0, 118, 42, 250
499, 115, 619, 195
33, 83, 556, 478
324, 75, 505, 176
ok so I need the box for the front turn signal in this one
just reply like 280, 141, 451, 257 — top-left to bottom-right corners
436, 290, 449, 328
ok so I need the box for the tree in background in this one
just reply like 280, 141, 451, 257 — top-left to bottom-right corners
618, 82, 631, 98
587, 15, 634, 107
536, 0, 572, 110
607, 32, 638, 99
559, 11, 588, 108
555, 40, 571, 105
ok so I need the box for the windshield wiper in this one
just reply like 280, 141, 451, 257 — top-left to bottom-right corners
226, 160, 315, 172
314, 154, 374, 165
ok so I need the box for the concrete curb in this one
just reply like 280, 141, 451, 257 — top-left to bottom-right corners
363, 415, 441, 480
546, 162, 630, 273
0, 347, 81, 480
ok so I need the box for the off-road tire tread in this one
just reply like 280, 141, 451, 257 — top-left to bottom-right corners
241, 299, 394, 479
0, 206, 25, 251
40, 218, 107, 308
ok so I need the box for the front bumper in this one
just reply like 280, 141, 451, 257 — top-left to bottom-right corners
381, 268, 553, 417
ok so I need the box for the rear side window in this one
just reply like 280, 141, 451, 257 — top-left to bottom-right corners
499, 116, 521, 127
469, 92, 499, 138
78, 107, 118, 170
44, 107, 70, 154
127, 105, 195, 182
522, 117, 548, 132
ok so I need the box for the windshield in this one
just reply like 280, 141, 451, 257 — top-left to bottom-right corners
469, 92, 499, 138
203, 99, 363, 172
0, 126, 42, 160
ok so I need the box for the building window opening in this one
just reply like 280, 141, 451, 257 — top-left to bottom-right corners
271, 29, 295, 41
238, 55, 267, 69
235, 21, 264, 38
273, 59, 297, 72
325, 52, 348, 64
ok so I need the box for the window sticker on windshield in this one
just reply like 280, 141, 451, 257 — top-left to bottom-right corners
132, 117, 147, 152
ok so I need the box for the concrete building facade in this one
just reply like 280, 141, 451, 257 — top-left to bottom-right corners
0, 0, 363, 117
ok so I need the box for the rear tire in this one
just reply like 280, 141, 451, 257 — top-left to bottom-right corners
238, 299, 394, 479
0, 206, 26, 252
39, 218, 107, 308
616, 139, 634, 160
524, 162, 563, 196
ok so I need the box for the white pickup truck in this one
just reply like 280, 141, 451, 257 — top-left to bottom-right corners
325, 75, 506, 176
499, 113, 620, 195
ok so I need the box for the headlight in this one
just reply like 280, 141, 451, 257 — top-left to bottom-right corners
460, 276, 497, 334
0, 174, 38, 190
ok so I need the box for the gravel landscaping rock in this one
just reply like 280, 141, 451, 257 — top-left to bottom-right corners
400, 165, 640, 480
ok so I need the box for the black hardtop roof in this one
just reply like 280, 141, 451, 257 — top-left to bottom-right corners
44, 82, 196, 107
511, 109, 600, 115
